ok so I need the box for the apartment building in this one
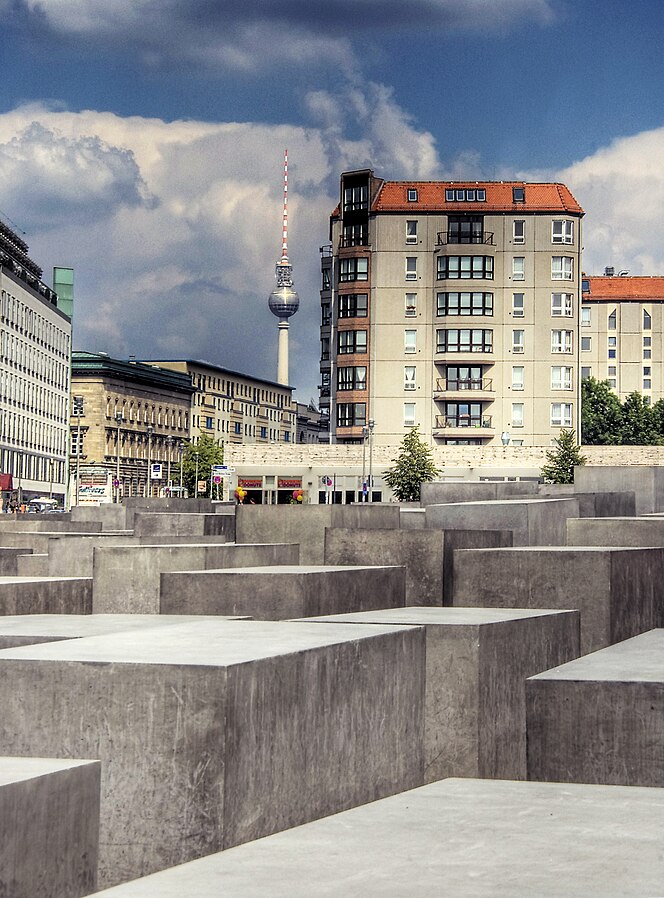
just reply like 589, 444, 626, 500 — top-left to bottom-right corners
320, 171, 584, 446
581, 274, 664, 402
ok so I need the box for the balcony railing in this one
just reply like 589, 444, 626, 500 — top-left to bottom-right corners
437, 232, 494, 246
339, 236, 370, 248
435, 377, 493, 392
435, 415, 493, 429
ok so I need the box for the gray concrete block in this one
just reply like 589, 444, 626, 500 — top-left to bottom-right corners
0, 756, 100, 898
16, 553, 48, 576
527, 628, 664, 788
425, 498, 579, 546
573, 465, 664, 515
0, 619, 424, 888
48, 536, 140, 577
71, 504, 129, 530
0, 576, 92, 615
92, 542, 300, 613
0, 518, 101, 533
132, 512, 234, 540
160, 565, 406, 619
538, 485, 636, 517
567, 515, 664, 547
0, 547, 33, 575
420, 481, 539, 504
87, 778, 664, 898
399, 508, 426, 529
0, 531, 112, 553
301, 607, 579, 781
236, 505, 401, 564
452, 546, 664, 653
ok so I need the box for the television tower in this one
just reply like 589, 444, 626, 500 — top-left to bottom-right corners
268, 149, 300, 385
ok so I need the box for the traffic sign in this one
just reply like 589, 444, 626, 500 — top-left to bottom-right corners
213, 475, 221, 484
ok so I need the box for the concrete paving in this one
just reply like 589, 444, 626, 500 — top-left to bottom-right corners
88, 778, 664, 897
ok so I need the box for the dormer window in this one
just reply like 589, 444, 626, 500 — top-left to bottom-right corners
445, 188, 486, 202
407, 188, 418, 202
512, 187, 525, 203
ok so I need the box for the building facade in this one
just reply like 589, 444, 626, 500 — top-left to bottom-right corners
320, 171, 584, 446
0, 221, 71, 504
147, 360, 296, 446
581, 274, 664, 402
70, 352, 193, 502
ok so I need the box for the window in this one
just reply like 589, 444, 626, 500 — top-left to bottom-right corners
552, 256, 574, 280
512, 366, 524, 390
405, 293, 417, 317
338, 294, 368, 318
512, 186, 525, 203
260, 426, 267, 439
234, 422, 241, 435
446, 365, 483, 390
337, 366, 367, 391
581, 367, 592, 380
437, 329, 493, 353
339, 257, 368, 282
551, 403, 573, 427
321, 337, 330, 361
406, 221, 418, 244
513, 220, 525, 244
608, 310, 616, 330
447, 216, 484, 244
644, 336, 652, 359
581, 336, 591, 351
552, 220, 574, 244
405, 257, 417, 280
552, 330, 573, 353
437, 256, 494, 279
608, 366, 617, 376
205, 416, 214, 429
343, 184, 368, 211
445, 188, 486, 202
551, 293, 573, 317
608, 335, 617, 360
644, 377, 652, 390
581, 306, 591, 326
512, 403, 524, 427
437, 292, 493, 316
512, 330, 525, 353
342, 223, 368, 247
337, 330, 367, 354
512, 293, 525, 317
551, 366, 573, 390
404, 403, 416, 426
337, 402, 366, 427
321, 304, 331, 326
512, 257, 525, 281
404, 366, 417, 390
404, 330, 417, 353
322, 268, 331, 291
644, 309, 652, 330
407, 188, 418, 202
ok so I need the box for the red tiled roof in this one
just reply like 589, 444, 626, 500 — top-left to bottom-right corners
372, 181, 583, 214
584, 276, 664, 302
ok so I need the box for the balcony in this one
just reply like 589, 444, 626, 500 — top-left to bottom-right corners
433, 377, 494, 401
433, 414, 494, 438
437, 231, 494, 246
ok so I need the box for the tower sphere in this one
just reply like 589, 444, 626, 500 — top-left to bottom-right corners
268, 282, 300, 320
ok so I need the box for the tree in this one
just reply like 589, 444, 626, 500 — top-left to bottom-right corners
581, 377, 623, 444
175, 435, 224, 496
382, 426, 439, 502
620, 392, 662, 445
540, 428, 587, 484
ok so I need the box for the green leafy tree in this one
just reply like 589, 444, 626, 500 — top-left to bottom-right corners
540, 428, 587, 484
175, 435, 224, 496
383, 426, 439, 502
620, 392, 662, 445
581, 377, 623, 444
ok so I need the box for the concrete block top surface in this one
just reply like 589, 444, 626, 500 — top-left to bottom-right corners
174, 564, 403, 575
428, 498, 577, 508
0, 613, 245, 638
530, 629, 664, 683
0, 575, 91, 583
303, 607, 575, 627
455, 545, 653, 554
0, 619, 418, 667
0, 756, 98, 786
88, 778, 664, 898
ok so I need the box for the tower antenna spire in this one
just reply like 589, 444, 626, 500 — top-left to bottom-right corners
281, 148, 289, 264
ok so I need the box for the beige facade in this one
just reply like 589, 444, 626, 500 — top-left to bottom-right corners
320, 172, 584, 447
148, 360, 296, 446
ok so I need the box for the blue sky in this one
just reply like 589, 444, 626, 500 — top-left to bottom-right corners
1, 0, 664, 401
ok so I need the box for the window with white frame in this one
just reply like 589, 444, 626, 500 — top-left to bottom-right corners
644, 336, 652, 359
404, 366, 416, 390
551, 293, 574, 317
404, 402, 416, 426
407, 188, 418, 202
405, 293, 417, 317
512, 257, 525, 281
513, 220, 525, 244
512, 366, 524, 390
404, 329, 417, 353
581, 306, 591, 326
512, 329, 525, 353
552, 220, 574, 244
406, 221, 418, 244
551, 366, 573, 390
512, 403, 524, 427
551, 403, 573, 427
512, 293, 525, 317
406, 257, 417, 280
552, 330, 573, 353
552, 256, 574, 280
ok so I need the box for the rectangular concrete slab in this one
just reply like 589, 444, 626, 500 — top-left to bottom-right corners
0, 576, 92, 615
92, 542, 300, 613
421, 481, 539, 504
452, 546, 664, 653
132, 512, 234, 540
567, 515, 664, 547
160, 564, 406, 618
573, 465, 664, 515
0, 546, 33, 575
425, 498, 579, 546
0, 756, 100, 898
0, 619, 424, 888
527, 628, 664, 787
300, 606, 579, 781
88, 778, 664, 898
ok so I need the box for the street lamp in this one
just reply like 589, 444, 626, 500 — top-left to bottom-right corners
194, 450, 199, 498
145, 425, 154, 497
367, 418, 375, 503
73, 396, 84, 507
178, 441, 185, 494
115, 411, 124, 503
361, 425, 369, 502
165, 435, 174, 493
